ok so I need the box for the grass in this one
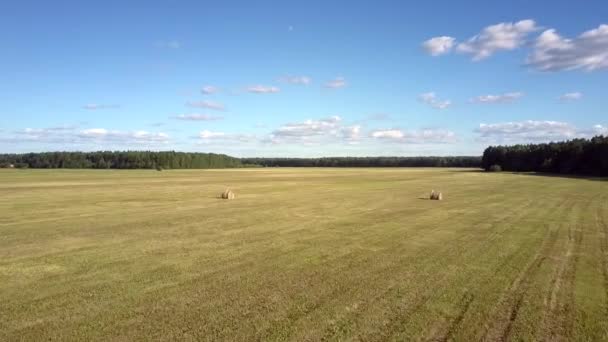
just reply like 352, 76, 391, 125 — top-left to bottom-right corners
1, 168, 607, 341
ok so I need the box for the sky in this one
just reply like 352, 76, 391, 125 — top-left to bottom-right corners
0, 0, 607, 157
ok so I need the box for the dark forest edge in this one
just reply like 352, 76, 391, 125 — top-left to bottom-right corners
0, 152, 481, 169
481, 135, 608, 176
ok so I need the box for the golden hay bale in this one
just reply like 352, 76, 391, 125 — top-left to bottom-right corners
221, 189, 235, 200
430, 190, 443, 200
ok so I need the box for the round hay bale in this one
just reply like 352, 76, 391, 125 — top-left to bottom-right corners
430, 190, 443, 200
221, 189, 235, 200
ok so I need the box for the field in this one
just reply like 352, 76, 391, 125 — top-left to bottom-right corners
1, 168, 607, 341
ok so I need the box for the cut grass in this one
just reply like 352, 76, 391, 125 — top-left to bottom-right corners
1, 168, 607, 341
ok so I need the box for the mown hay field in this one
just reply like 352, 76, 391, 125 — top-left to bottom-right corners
1, 168, 607, 341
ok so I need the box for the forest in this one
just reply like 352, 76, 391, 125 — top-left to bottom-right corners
241, 156, 481, 168
0, 151, 244, 169
2, 135, 607, 175
481, 135, 608, 176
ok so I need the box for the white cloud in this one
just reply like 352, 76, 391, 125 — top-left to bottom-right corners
3, 125, 170, 146
201, 86, 219, 94
80, 128, 108, 137
265, 116, 366, 145
591, 124, 608, 135
422, 36, 456, 56
527, 24, 608, 71
79, 129, 169, 143
559, 92, 583, 101
475, 120, 593, 142
83, 104, 120, 110
186, 100, 225, 111
371, 129, 456, 143
340, 125, 361, 142
247, 85, 281, 93
195, 130, 258, 145
324, 77, 347, 89
174, 113, 223, 121
279, 75, 311, 85
272, 116, 341, 138
418, 92, 451, 109
199, 130, 226, 139
470, 92, 524, 104
456, 19, 538, 60
371, 129, 404, 139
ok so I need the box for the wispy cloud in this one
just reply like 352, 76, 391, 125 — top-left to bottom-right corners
279, 75, 312, 85
83, 104, 120, 110
247, 85, 281, 93
470, 92, 524, 104
559, 92, 583, 101
201, 85, 219, 94
527, 24, 608, 71
370, 129, 457, 144
186, 100, 225, 111
3, 126, 169, 145
418, 92, 451, 109
324, 77, 347, 89
173, 113, 223, 121
79, 129, 169, 143
422, 36, 456, 56
196, 130, 257, 144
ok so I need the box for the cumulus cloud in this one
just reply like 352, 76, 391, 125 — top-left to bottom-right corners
83, 104, 120, 110
370, 129, 457, 143
186, 100, 225, 111
272, 116, 342, 138
265, 116, 365, 145
247, 85, 281, 93
527, 24, 608, 71
474, 120, 608, 143
324, 77, 347, 89
559, 92, 583, 101
456, 19, 538, 60
201, 86, 219, 94
470, 92, 524, 104
422, 36, 456, 56
279, 75, 311, 85
418, 92, 451, 109
173, 113, 223, 121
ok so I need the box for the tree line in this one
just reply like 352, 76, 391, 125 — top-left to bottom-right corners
241, 156, 481, 168
0, 151, 245, 169
482, 135, 608, 176
0, 152, 482, 169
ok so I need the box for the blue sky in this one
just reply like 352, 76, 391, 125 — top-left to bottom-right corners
1, 0, 606, 156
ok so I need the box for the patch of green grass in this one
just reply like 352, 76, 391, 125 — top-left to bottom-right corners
1, 168, 607, 340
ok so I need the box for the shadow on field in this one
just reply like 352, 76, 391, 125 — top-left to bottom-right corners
524, 172, 608, 182
447, 169, 608, 182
